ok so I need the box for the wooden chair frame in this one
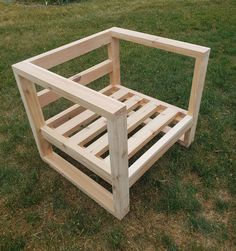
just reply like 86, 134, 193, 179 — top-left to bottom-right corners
12, 27, 210, 220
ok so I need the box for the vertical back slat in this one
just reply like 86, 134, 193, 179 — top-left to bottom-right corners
108, 38, 121, 85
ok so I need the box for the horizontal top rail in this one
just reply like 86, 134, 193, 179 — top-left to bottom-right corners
25, 29, 112, 69
111, 27, 210, 58
12, 62, 126, 119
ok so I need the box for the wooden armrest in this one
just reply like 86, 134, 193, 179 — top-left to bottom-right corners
12, 61, 126, 119
111, 27, 210, 58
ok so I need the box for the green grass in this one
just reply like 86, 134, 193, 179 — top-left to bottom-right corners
155, 232, 179, 251
155, 180, 201, 214
0, 0, 236, 250
214, 199, 229, 213
106, 227, 125, 250
188, 215, 228, 241
0, 235, 26, 251
24, 212, 41, 225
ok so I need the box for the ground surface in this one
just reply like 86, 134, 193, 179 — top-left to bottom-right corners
0, 0, 236, 250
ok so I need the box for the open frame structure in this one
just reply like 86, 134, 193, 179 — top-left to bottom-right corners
12, 27, 210, 220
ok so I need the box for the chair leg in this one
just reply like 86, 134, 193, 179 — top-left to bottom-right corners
107, 112, 129, 220
13, 74, 52, 158
183, 52, 210, 148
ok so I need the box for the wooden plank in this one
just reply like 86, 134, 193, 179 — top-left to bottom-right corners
117, 85, 187, 114
12, 62, 126, 119
43, 152, 114, 215
87, 101, 160, 156
108, 38, 120, 85
41, 126, 112, 184
127, 108, 177, 158
184, 52, 210, 146
128, 111, 185, 144
128, 110, 183, 123
70, 59, 113, 85
127, 102, 161, 132
107, 112, 129, 220
45, 85, 113, 128
129, 115, 193, 187
162, 125, 185, 143
38, 60, 113, 107
55, 88, 130, 136
37, 88, 60, 108
69, 95, 143, 145
46, 104, 83, 128
70, 115, 108, 146
28, 29, 112, 69
13, 74, 52, 158
111, 27, 210, 58
55, 109, 97, 136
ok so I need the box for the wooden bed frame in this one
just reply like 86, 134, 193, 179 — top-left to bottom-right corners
12, 27, 210, 220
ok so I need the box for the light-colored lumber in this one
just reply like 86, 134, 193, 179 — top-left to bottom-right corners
184, 52, 210, 146
38, 59, 113, 107
117, 85, 187, 114
45, 85, 113, 128
87, 101, 161, 156
27, 29, 112, 69
13, 74, 52, 158
69, 95, 143, 145
108, 38, 121, 85
111, 27, 210, 58
107, 112, 129, 220
12, 61, 126, 119
127, 111, 185, 144
46, 104, 83, 128
129, 115, 193, 187
104, 106, 177, 162
41, 126, 112, 184
69, 59, 113, 85
37, 88, 60, 108
13, 27, 209, 220
126, 101, 161, 132
161, 125, 185, 143
54, 88, 130, 136
44, 152, 114, 215
55, 109, 97, 137
127, 108, 177, 158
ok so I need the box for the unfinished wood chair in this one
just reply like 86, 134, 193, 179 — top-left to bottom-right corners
12, 27, 210, 220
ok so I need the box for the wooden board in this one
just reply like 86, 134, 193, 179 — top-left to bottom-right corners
44, 152, 114, 215
12, 62, 126, 119
38, 59, 113, 108
46, 85, 188, 166
111, 27, 210, 58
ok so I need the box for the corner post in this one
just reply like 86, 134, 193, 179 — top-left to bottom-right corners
107, 108, 129, 220
184, 50, 210, 147
108, 37, 121, 85
13, 73, 52, 158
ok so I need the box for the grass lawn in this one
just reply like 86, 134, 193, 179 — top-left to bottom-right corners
0, 0, 236, 250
